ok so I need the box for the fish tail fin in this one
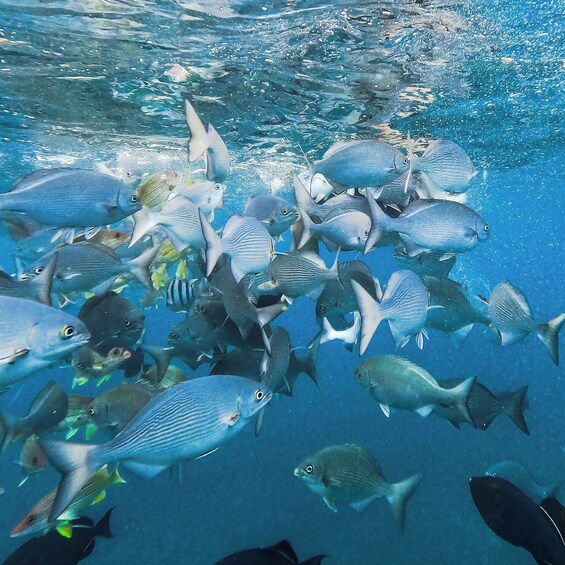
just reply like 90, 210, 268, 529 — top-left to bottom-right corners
199, 209, 223, 277
320, 318, 337, 344
30, 251, 57, 306
364, 191, 388, 254
403, 131, 415, 193
110, 467, 127, 485
387, 473, 423, 534
126, 242, 159, 289
129, 207, 155, 248
256, 301, 287, 328
40, 440, 99, 522
447, 376, 477, 427
501, 385, 530, 435
537, 313, 565, 365
329, 248, 340, 278
304, 333, 321, 388
351, 279, 382, 355
93, 507, 114, 539
141, 344, 174, 382
297, 205, 315, 249
184, 99, 209, 162
0, 411, 17, 453
293, 174, 317, 217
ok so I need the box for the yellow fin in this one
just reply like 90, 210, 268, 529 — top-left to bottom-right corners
96, 374, 111, 387
72, 376, 89, 388
85, 423, 98, 440
175, 259, 187, 280
56, 523, 73, 539
151, 263, 169, 290
92, 490, 106, 505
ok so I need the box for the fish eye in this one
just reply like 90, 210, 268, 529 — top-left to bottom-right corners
88, 407, 95, 416
124, 319, 131, 327
170, 332, 179, 340
26, 516, 35, 525
214, 183, 222, 191
61, 325, 75, 339
318, 304, 325, 312
34, 266, 44, 275
131, 194, 139, 203
281, 208, 288, 215
403, 157, 408, 165
363, 228, 369, 237
77, 362, 85, 370
484, 224, 489, 232
255, 390, 265, 401
305, 465, 314, 474
355, 369, 360, 378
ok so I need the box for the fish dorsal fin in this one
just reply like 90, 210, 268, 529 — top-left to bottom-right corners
269, 540, 299, 563
14, 169, 74, 192
322, 140, 352, 160
78, 291, 117, 320
0, 270, 13, 281
540, 498, 565, 546
500, 281, 533, 318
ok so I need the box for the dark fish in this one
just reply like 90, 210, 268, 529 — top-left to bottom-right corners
469, 476, 565, 564
435, 379, 529, 434
210, 348, 264, 381
0, 380, 68, 451
2, 508, 114, 565
393, 249, 456, 279
215, 539, 326, 565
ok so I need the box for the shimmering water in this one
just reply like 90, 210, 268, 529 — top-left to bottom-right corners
0, 1, 563, 563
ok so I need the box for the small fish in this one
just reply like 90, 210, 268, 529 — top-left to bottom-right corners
355, 355, 475, 424
366, 196, 489, 258
413, 140, 477, 194
5, 508, 115, 565
215, 539, 326, 565
469, 476, 565, 564
485, 461, 560, 504
136, 170, 183, 208
434, 380, 529, 434
478, 280, 565, 365
71, 347, 132, 386
0, 380, 68, 451
0, 169, 140, 229
54, 395, 93, 440
129, 195, 205, 252
165, 277, 215, 313
0, 297, 89, 389
17, 436, 48, 484
185, 181, 225, 221
307, 139, 408, 191
87, 381, 157, 435
12, 466, 125, 538
294, 443, 422, 533
259, 250, 339, 300
185, 99, 230, 182
320, 311, 361, 352
352, 270, 430, 354
74, 230, 132, 251
200, 212, 273, 282
42, 376, 272, 521
244, 193, 299, 237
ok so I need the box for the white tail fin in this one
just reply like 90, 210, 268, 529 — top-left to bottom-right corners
297, 205, 316, 250
126, 243, 160, 289
387, 473, 423, 533
185, 100, 209, 162
537, 313, 565, 366
351, 280, 382, 355
129, 207, 157, 248
364, 191, 389, 254
199, 209, 223, 277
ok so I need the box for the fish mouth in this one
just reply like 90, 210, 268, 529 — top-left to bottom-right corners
293, 467, 301, 477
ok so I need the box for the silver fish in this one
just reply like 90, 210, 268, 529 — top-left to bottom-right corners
366, 196, 489, 258
355, 355, 475, 424
0, 169, 140, 228
41, 376, 272, 520
243, 194, 299, 237
200, 213, 273, 283
0, 297, 90, 389
308, 139, 408, 190
294, 443, 422, 533
479, 281, 565, 365
352, 270, 430, 354
186, 181, 225, 221
185, 100, 230, 182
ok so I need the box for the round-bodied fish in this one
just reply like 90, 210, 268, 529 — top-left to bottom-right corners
41, 375, 272, 521
243, 193, 299, 238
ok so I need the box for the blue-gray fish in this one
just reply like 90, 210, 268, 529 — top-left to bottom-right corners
294, 443, 422, 533
366, 196, 489, 258
186, 181, 225, 221
243, 193, 299, 237
185, 100, 230, 182
308, 139, 408, 190
0, 296, 90, 389
413, 140, 477, 194
200, 212, 273, 282
129, 195, 204, 251
479, 280, 565, 365
352, 270, 430, 354
41, 375, 272, 521
0, 169, 140, 229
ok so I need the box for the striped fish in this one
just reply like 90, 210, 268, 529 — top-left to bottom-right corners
41, 376, 272, 521
165, 278, 214, 313
200, 212, 273, 282
352, 270, 430, 354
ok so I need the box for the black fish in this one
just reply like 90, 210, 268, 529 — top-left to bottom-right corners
469, 476, 565, 564
2, 508, 114, 565
215, 539, 325, 565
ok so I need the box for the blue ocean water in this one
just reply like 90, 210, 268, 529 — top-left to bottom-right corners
0, 1, 563, 563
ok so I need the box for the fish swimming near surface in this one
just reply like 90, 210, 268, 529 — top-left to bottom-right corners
355, 355, 475, 424
469, 476, 565, 565
215, 539, 326, 565
294, 443, 422, 533
352, 270, 430, 353
136, 170, 183, 208
0, 169, 141, 230
3, 507, 115, 565
41, 376, 272, 521
243, 193, 299, 237
478, 280, 565, 365
0, 297, 90, 390
485, 461, 560, 504
185, 99, 230, 182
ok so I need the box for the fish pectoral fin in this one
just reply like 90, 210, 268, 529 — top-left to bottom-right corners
92, 490, 106, 505
350, 495, 379, 513
0, 348, 30, 366
196, 447, 219, 459
322, 497, 338, 512
121, 461, 169, 479
438, 252, 457, 262
379, 404, 391, 418
225, 412, 240, 427
415, 405, 435, 418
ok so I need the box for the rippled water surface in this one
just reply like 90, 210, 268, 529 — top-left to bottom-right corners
0, 1, 564, 564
